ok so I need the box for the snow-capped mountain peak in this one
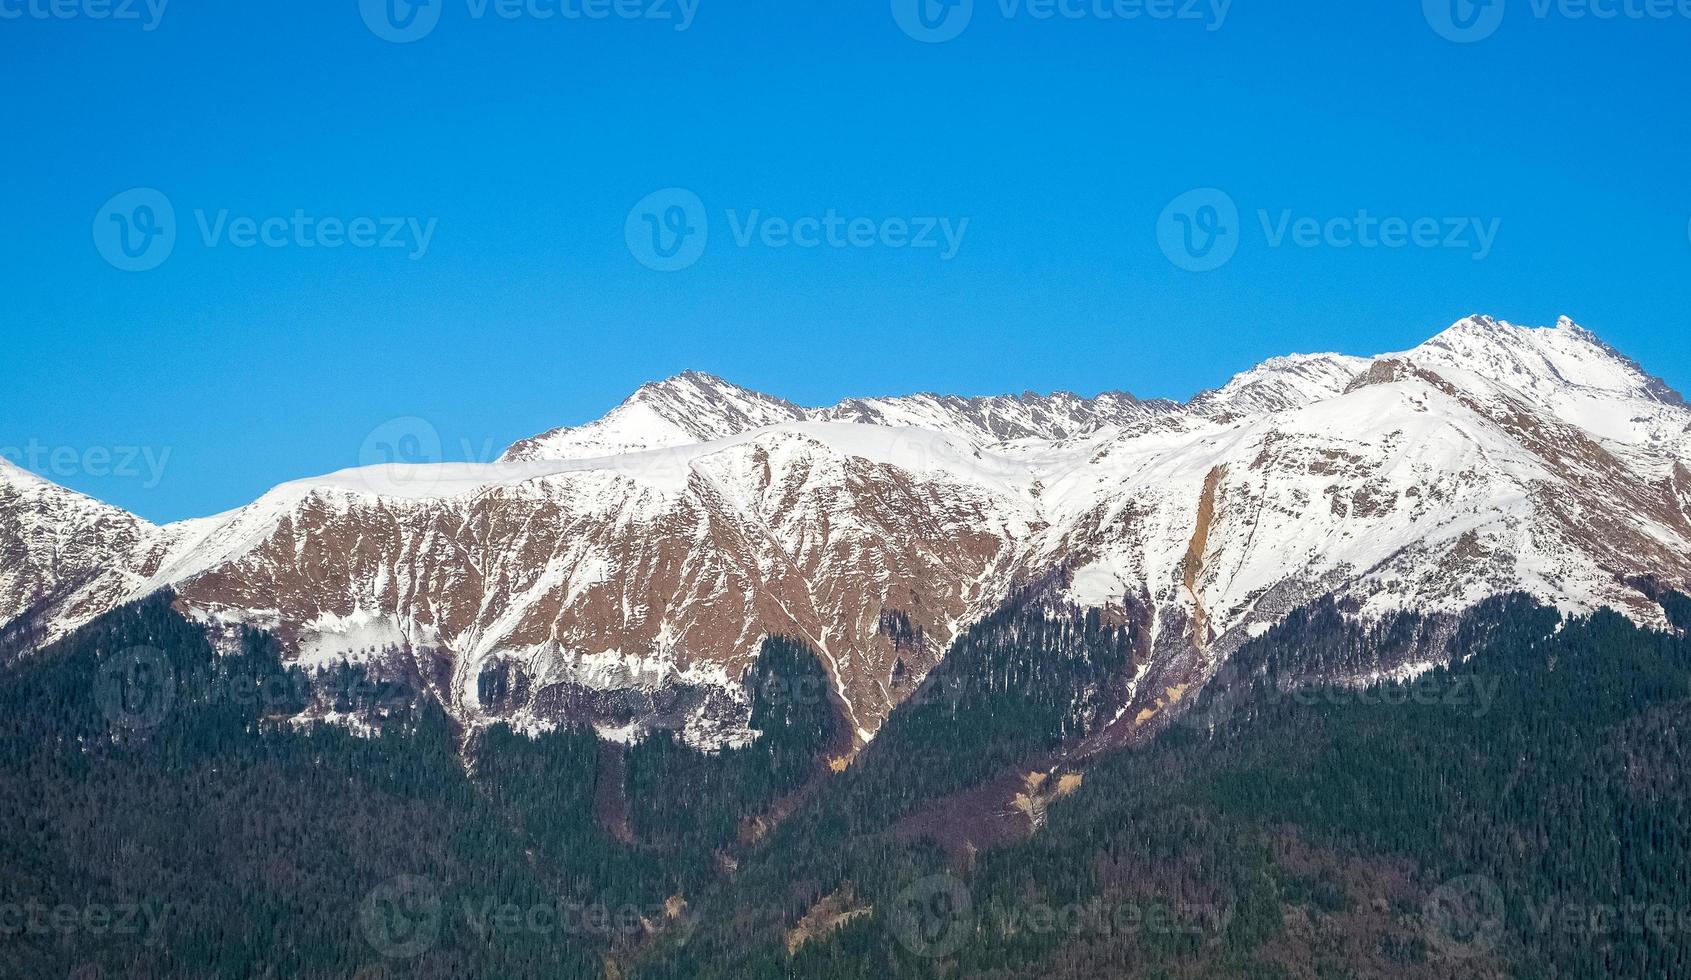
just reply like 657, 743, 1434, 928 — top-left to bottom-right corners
502, 370, 806, 461
1394, 315, 1689, 450
1406, 314, 1682, 404
505, 370, 1176, 464
1188, 351, 1373, 418
6, 314, 1690, 747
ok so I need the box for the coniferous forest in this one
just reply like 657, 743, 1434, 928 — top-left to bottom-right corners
4, 589, 1691, 979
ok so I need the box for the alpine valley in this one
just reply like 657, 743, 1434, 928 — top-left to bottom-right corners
6, 314, 1691, 980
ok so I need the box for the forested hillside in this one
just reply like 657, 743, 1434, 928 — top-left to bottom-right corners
4, 590, 1690, 979
637, 595, 1691, 979
0, 594, 834, 979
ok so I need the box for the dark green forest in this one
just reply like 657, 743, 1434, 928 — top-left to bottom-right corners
4, 588, 1691, 979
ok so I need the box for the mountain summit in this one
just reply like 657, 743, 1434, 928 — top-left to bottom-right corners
502, 372, 809, 461
502, 370, 1172, 463
5, 316, 1689, 745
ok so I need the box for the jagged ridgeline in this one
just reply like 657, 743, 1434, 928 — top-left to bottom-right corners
11, 316, 1691, 752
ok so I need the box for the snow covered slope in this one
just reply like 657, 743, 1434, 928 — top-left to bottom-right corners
502, 371, 810, 461
1187, 352, 1373, 418
503, 371, 1178, 463
6, 315, 1689, 744
0, 458, 160, 644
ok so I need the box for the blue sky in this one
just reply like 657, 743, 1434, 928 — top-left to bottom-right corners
2, 0, 1689, 521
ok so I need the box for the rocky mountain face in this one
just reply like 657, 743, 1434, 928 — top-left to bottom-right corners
5, 315, 1690, 747
0, 459, 158, 648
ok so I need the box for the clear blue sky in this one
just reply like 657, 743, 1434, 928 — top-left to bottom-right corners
2, 0, 1689, 521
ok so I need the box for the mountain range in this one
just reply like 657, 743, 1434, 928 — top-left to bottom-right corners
5, 314, 1689, 748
